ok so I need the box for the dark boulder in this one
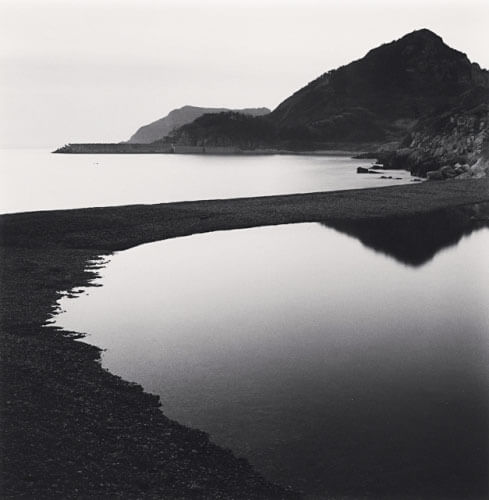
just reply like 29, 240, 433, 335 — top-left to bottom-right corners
357, 167, 384, 174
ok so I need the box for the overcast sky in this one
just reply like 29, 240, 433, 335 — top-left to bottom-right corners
1, 0, 488, 148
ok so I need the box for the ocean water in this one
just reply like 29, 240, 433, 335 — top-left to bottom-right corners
54, 221, 489, 497
0, 149, 416, 214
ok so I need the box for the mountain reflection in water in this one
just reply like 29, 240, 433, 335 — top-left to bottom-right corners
323, 203, 489, 266
54, 205, 489, 498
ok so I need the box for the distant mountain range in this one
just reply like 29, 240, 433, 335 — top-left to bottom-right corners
128, 106, 270, 143
55, 29, 488, 178
154, 29, 487, 177
166, 30, 487, 151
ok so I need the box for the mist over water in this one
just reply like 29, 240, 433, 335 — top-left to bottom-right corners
0, 149, 415, 214
54, 222, 489, 497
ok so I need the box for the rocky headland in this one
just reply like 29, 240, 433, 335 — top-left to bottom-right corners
54, 29, 489, 182
376, 86, 489, 179
159, 29, 489, 179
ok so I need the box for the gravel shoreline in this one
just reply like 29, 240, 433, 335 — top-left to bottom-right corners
1, 179, 489, 498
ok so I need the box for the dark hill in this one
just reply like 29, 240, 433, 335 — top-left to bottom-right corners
271, 29, 488, 142
128, 105, 270, 143
56, 29, 488, 173
166, 29, 488, 168
156, 111, 278, 149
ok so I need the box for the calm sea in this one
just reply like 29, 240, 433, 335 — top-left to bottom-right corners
0, 149, 415, 214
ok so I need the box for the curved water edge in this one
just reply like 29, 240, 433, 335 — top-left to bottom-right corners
53, 218, 489, 497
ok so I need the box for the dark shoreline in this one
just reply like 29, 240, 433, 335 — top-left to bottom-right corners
1, 179, 489, 498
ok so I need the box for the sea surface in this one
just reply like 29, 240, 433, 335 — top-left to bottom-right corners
0, 149, 416, 214
54, 221, 489, 497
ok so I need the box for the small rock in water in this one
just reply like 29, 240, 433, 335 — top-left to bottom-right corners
357, 166, 383, 174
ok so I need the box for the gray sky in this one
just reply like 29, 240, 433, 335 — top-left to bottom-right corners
1, 0, 488, 148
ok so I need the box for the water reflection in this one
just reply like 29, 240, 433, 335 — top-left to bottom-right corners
324, 203, 489, 266
54, 218, 489, 498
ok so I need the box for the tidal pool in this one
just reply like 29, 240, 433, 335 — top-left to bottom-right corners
54, 222, 489, 497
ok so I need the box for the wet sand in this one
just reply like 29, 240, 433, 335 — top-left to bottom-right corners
1, 178, 488, 498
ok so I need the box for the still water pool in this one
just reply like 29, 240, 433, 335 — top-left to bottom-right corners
54, 222, 489, 497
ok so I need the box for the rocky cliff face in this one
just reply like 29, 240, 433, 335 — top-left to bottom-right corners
128, 106, 270, 143
380, 87, 489, 178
